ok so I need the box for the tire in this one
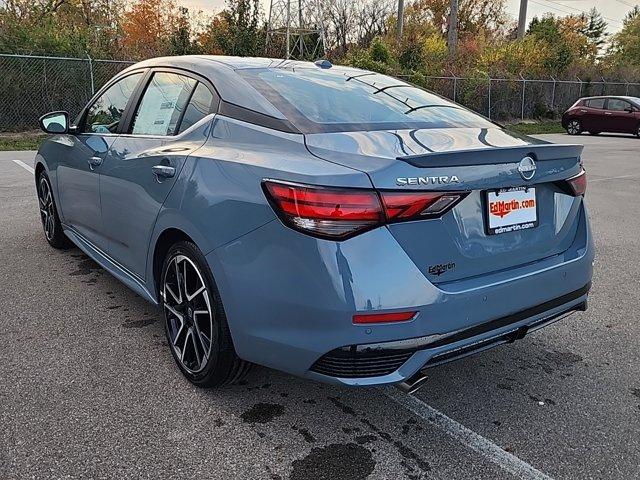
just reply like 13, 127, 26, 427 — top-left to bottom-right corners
588, 131, 600, 136
566, 119, 582, 135
636, 124, 640, 138
160, 241, 251, 387
37, 171, 71, 249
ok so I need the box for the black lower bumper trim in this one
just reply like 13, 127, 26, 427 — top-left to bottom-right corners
423, 282, 591, 350
310, 283, 591, 379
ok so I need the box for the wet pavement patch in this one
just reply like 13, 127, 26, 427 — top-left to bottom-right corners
354, 434, 377, 445
240, 403, 285, 424
393, 440, 431, 473
121, 317, 158, 328
69, 257, 102, 276
289, 443, 375, 480
328, 396, 431, 477
292, 425, 316, 443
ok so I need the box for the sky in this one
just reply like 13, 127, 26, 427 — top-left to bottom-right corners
180, 0, 637, 33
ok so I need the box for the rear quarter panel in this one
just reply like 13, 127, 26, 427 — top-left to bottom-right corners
147, 116, 371, 286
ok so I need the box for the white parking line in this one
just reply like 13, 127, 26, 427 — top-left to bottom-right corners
589, 174, 638, 183
380, 386, 553, 480
12, 159, 34, 175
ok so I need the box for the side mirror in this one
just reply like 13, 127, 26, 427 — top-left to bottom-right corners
39, 111, 71, 134
625, 107, 635, 113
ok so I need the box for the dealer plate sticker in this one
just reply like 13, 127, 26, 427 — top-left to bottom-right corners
486, 187, 538, 235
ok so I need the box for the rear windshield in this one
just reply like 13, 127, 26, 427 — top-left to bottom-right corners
238, 68, 494, 133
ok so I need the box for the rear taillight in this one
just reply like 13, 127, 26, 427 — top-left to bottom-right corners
263, 180, 467, 239
555, 169, 587, 197
380, 191, 467, 220
566, 170, 587, 196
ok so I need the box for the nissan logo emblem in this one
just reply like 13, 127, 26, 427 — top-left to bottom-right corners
518, 156, 536, 181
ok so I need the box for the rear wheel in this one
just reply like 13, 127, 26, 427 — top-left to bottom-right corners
566, 119, 582, 135
636, 124, 640, 138
37, 171, 70, 249
160, 241, 250, 387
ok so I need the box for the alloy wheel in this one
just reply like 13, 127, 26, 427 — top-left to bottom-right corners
567, 120, 581, 135
38, 177, 55, 241
163, 254, 213, 374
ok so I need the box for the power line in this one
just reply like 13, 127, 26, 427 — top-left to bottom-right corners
614, 0, 638, 9
529, 0, 624, 27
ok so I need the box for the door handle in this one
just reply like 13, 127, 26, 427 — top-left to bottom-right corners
604, 112, 613, 115
579, 109, 587, 113
152, 165, 175, 179
88, 156, 103, 167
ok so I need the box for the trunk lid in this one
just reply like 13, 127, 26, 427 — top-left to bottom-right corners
305, 127, 584, 283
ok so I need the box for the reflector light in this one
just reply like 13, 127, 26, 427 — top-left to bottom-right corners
263, 180, 468, 239
353, 311, 417, 324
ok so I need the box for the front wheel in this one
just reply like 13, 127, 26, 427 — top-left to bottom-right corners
566, 119, 582, 135
160, 241, 251, 387
636, 124, 640, 138
37, 171, 70, 249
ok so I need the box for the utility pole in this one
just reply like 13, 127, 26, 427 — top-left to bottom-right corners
448, 0, 458, 57
396, 0, 405, 40
517, 0, 528, 39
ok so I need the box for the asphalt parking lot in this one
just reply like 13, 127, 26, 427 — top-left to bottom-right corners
1, 133, 639, 480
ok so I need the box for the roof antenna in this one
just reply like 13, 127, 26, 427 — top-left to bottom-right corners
315, 59, 332, 69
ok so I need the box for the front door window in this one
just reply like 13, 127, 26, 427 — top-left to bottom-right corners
84, 73, 143, 133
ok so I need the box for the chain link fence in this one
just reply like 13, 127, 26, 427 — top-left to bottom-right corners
412, 75, 640, 122
0, 54, 134, 132
2, 53, 640, 131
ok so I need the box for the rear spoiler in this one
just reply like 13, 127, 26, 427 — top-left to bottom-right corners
397, 144, 584, 168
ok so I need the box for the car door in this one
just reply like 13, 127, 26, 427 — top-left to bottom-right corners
581, 98, 606, 131
99, 69, 218, 279
55, 71, 145, 250
604, 98, 636, 133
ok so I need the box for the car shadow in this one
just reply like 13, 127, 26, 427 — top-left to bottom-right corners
577, 132, 637, 139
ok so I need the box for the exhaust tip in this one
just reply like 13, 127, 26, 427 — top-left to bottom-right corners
396, 371, 429, 394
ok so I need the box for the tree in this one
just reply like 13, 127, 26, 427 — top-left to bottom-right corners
581, 7, 608, 55
325, 0, 354, 56
121, 0, 179, 59
199, 0, 264, 57
527, 15, 575, 74
169, 7, 199, 55
400, 0, 509, 39
0, 0, 127, 57
608, 6, 640, 68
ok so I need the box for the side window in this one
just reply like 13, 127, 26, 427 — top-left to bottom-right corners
131, 73, 195, 136
85, 73, 143, 133
607, 99, 630, 111
586, 98, 606, 109
177, 83, 215, 134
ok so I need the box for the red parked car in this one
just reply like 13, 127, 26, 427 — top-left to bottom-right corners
562, 96, 640, 137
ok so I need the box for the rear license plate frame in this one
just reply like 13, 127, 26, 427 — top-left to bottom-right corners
484, 186, 538, 235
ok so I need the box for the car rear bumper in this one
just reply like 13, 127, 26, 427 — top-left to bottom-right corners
207, 201, 594, 386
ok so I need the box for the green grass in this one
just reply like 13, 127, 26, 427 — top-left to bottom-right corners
506, 121, 565, 135
0, 133, 47, 151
